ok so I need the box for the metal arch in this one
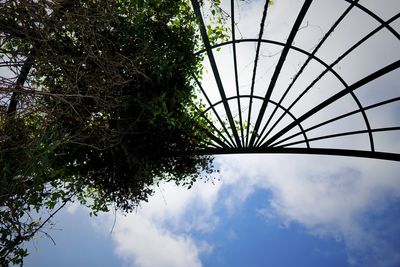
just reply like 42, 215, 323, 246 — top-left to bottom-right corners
190, 0, 400, 161
201, 95, 311, 148
195, 38, 356, 89
195, 38, 360, 148
195, 37, 360, 136
256, 12, 400, 150
194, 2, 383, 151
197, 146, 400, 162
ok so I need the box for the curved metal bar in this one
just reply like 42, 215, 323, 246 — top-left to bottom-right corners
195, 147, 400, 161
202, 95, 310, 148
261, 60, 400, 147
195, 38, 359, 147
276, 127, 400, 148
195, 39, 351, 89
345, 0, 400, 40
189, 0, 400, 161
272, 96, 400, 147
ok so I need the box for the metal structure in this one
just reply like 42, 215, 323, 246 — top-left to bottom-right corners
190, 0, 400, 161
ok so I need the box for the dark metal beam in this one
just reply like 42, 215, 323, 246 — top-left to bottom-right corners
190, 0, 241, 147
195, 146, 400, 161
192, 105, 233, 149
192, 74, 237, 147
7, 52, 35, 116
245, 0, 270, 146
249, 0, 313, 146
231, 0, 245, 147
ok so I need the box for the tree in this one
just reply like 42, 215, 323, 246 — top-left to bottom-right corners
0, 0, 224, 265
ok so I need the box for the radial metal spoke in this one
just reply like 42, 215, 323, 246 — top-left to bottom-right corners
250, 0, 313, 146
193, 74, 237, 147
231, 0, 245, 147
190, 0, 241, 147
193, 105, 233, 149
245, 0, 270, 147
201, 94, 310, 148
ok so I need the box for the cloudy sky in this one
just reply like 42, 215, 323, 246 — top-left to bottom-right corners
25, 155, 400, 267
24, 0, 400, 267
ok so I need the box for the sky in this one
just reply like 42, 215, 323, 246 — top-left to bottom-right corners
24, 155, 400, 267
19, 0, 400, 267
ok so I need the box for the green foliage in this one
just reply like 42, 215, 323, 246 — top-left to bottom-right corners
0, 0, 225, 265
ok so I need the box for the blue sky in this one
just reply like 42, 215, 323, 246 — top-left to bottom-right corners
23, 183, 350, 267
24, 155, 400, 267
20, 0, 400, 266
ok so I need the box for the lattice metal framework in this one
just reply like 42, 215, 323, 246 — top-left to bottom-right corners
190, 0, 400, 161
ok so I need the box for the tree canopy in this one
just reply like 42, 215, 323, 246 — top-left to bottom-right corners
0, 0, 225, 265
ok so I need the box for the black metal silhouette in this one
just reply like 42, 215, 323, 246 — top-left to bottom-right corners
190, 0, 400, 161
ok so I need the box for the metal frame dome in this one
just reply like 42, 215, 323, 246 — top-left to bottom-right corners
190, 0, 400, 161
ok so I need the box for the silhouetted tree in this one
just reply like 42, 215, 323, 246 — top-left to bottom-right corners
0, 0, 225, 264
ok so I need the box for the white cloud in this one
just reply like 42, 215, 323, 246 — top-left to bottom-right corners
89, 149, 400, 267
91, 179, 220, 267
97, 153, 399, 267
112, 214, 203, 267
215, 154, 400, 267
